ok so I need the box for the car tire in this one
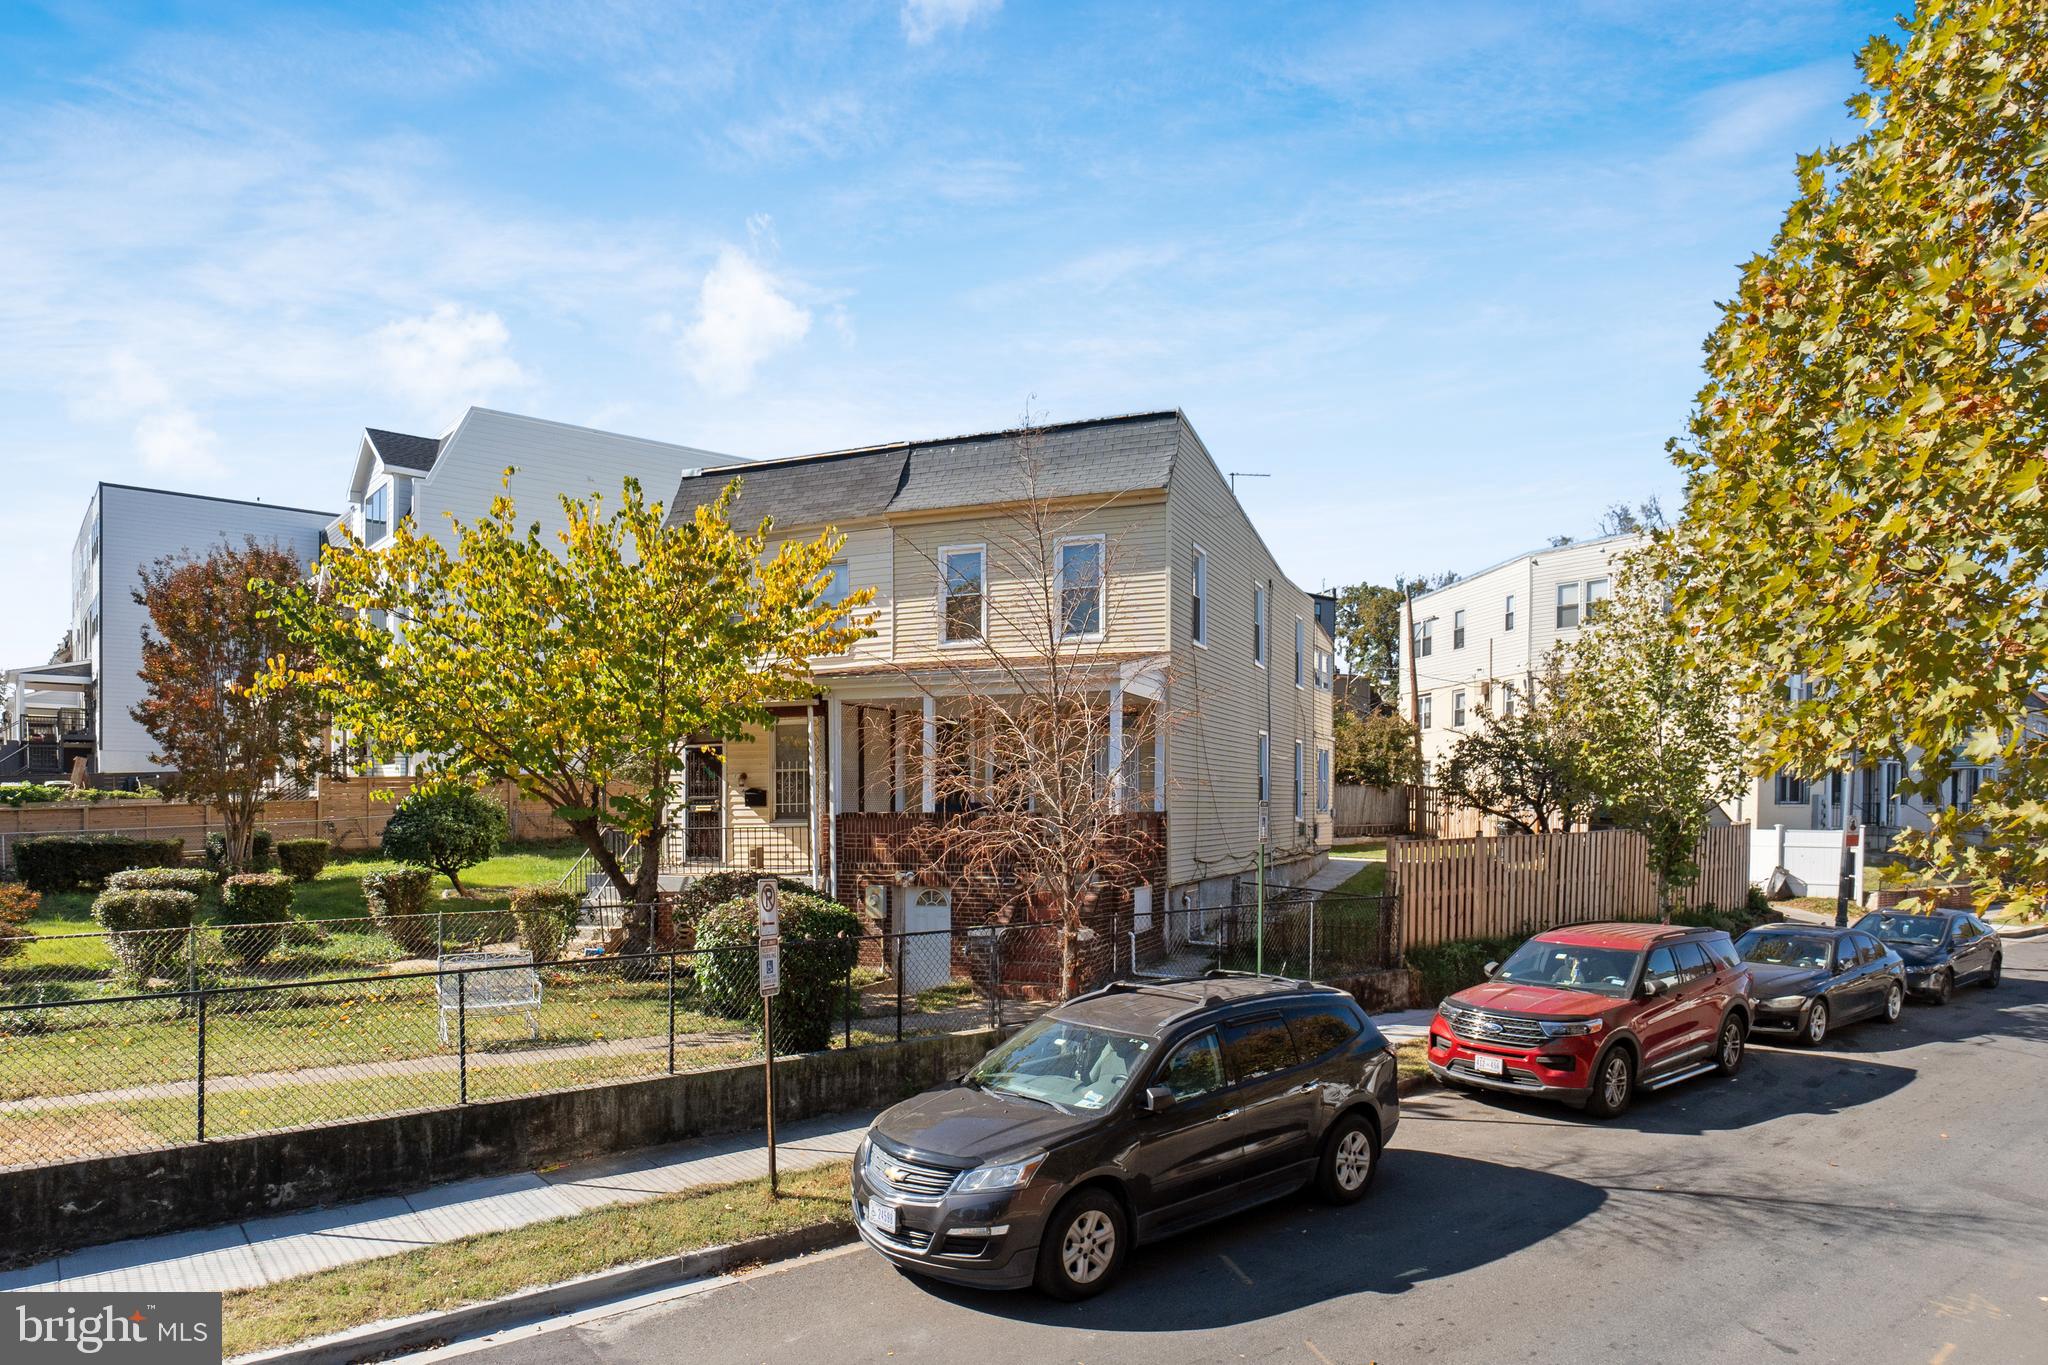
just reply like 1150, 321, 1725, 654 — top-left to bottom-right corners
1879, 981, 1904, 1023
1035, 1188, 1128, 1300
1583, 1046, 1633, 1119
1984, 955, 2002, 989
1714, 1014, 1746, 1075
1802, 999, 1829, 1047
1315, 1112, 1381, 1204
1930, 969, 1954, 1005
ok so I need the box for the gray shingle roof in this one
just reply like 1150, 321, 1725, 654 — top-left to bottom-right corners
365, 428, 444, 472
665, 411, 1181, 530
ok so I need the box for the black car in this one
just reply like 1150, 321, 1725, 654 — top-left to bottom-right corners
1736, 925, 1905, 1044
851, 973, 1402, 1299
1852, 907, 2004, 1003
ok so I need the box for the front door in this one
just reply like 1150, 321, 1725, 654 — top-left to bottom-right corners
682, 744, 724, 862
895, 888, 952, 993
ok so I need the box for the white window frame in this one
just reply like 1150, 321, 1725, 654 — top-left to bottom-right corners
1053, 534, 1106, 641
1294, 616, 1306, 688
1415, 617, 1433, 658
1293, 739, 1304, 823
1556, 581, 1580, 629
1253, 585, 1268, 668
937, 543, 987, 646
1419, 693, 1432, 728
772, 719, 811, 823
1584, 576, 1610, 622
1775, 772, 1810, 805
1452, 689, 1466, 728
1452, 608, 1466, 650
1190, 544, 1209, 648
1504, 593, 1516, 631
1316, 747, 1331, 813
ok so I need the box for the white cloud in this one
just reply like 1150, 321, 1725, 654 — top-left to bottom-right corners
1680, 63, 1847, 162
678, 248, 812, 396
373, 304, 530, 415
134, 407, 224, 478
901, 0, 1001, 45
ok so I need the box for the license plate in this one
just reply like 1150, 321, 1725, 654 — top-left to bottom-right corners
1474, 1054, 1506, 1077
867, 1200, 898, 1234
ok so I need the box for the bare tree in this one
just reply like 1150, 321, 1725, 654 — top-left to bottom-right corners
886, 418, 1168, 996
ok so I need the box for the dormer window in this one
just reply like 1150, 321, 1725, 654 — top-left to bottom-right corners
363, 483, 390, 540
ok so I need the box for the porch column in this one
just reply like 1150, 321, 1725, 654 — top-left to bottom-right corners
807, 701, 821, 888
892, 709, 907, 813
920, 694, 937, 814
1106, 682, 1125, 811
826, 696, 842, 897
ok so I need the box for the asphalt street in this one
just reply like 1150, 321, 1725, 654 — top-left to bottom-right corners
459, 937, 2048, 1365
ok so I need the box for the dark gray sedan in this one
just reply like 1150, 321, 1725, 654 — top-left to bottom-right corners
1736, 925, 1905, 1045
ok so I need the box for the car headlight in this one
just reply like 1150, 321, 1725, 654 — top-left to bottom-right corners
953, 1152, 1048, 1194
1765, 995, 1809, 1010
1539, 1018, 1603, 1037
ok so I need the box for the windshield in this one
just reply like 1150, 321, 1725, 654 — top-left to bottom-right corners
1492, 940, 1640, 996
1856, 913, 1947, 945
1738, 932, 1834, 969
966, 1015, 1151, 1112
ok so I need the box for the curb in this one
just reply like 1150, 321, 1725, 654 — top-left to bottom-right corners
234, 1219, 855, 1365
1995, 921, 2048, 940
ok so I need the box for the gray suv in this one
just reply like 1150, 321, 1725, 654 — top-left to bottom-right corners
852, 972, 1402, 1298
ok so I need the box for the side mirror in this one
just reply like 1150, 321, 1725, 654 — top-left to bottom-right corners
1638, 977, 1664, 999
1139, 1085, 1176, 1115
1482, 961, 1499, 977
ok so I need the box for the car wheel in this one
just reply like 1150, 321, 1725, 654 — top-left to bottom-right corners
1315, 1113, 1381, 1204
1583, 1047, 1633, 1119
1930, 969, 1953, 1005
1984, 955, 2002, 990
1879, 981, 1904, 1023
1714, 1015, 1745, 1075
1803, 999, 1829, 1046
1035, 1189, 1128, 1300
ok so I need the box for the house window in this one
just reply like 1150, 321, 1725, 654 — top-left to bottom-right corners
1056, 536, 1104, 639
940, 546, 985, 643
1951, 767, 1983, 810
1415, 617, 1433, 658
1504, 594, 1516, 631
1775, 772, 1810, 805
1584, 576, 1610, 621
1452, 609, 1466, 650
1419, 693, 1432, 728
1294, 617, 1306, 687
1293, 740, 1305, 823
773, 720, 811, 821
1258, 731, 1270, 805
818, 560, 851, 607
363, 483, 390, 539
1253, 585, 1267, 667
1316, 748, 1331, 813
1452, 690, 1466, 727
1190, 545, 1209, 646
1556, 581, 1581, 629
1501, 684, 1516, 718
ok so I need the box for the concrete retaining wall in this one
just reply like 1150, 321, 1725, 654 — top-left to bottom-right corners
0, 1028, 1003, 1269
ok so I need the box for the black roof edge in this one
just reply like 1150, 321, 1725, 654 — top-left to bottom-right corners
96, 482, 340, 519
673, 409, 1185, 482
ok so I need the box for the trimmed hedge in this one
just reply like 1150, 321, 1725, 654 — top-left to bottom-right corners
91, 887, 199, 981
380, 788, 506, 888
0, 883, 38, 960
15, 835, 185, 892
220, 873, 297, 967
362, 869, 438, 956
107, 867, 218, 900
673, 871, 813, 926
204, 830, 275, 873
275, 838, 332, 883
508, 885, 584, 963
695, 891, 861, 1051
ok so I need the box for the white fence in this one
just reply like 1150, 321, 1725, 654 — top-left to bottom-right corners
1750, 824, 1866, 901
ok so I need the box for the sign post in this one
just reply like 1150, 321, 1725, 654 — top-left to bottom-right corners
757, 879, 782, 1196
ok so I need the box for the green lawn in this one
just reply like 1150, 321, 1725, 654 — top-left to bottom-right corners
1327, 842, 1388, 897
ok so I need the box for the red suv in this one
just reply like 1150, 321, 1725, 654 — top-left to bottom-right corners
1425, 923, 1752, 1118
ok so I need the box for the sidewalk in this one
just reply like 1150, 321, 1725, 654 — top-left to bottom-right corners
0, 1112, 871, 1297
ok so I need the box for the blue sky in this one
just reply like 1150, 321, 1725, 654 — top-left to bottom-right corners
0, 0, 1898, 666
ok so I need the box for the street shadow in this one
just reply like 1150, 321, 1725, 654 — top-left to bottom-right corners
1410, 1046, 1916, 1137
907, 1150, 1604, 1331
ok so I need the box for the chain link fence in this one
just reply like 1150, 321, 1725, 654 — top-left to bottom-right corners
1110, 892, 1398, 982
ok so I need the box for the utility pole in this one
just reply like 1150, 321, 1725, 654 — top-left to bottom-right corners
1259, 574, 1273, 976
1834, 749, 1861, 927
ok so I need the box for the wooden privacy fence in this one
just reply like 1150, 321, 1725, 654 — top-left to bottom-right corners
1388, 823, 1752, 949
1332, 784, 1485, 839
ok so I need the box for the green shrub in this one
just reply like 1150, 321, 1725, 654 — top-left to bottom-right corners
1408, 934, 1527, 1006
0, 882, 38, 960
91, 887, 199, 981
380, 788, 507, 892
695, 891, 861, 1051
275, 838, 332, 883
362, 869, 438, 956
0, 782, 159, 807
107, 867, 218, 900
218, 872, 297, 968
203, 830, 275, 873
672, 872, 814, 926
1670, 901, 1773, 936
15, 835, 185, 892
508, 885, 584, 963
